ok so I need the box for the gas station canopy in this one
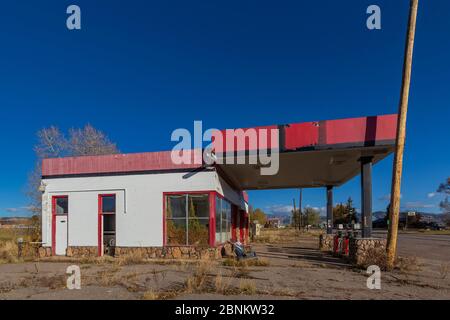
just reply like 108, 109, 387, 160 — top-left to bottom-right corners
213, 114, 397, 190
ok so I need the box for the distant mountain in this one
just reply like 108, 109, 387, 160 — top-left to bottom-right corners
0, 217, 32, 225
371, 211, 446, 224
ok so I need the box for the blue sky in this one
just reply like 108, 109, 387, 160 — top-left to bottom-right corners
0, 0, 449, 217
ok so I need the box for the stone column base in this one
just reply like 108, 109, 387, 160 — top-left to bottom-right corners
349, 238, 387, 268
319, 234, 334, 252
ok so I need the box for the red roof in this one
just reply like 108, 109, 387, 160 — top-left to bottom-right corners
42, 150, 202, 177
42, 114, 397, 177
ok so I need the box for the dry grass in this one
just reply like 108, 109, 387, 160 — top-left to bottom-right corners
184, 259, 212, 293
439, 263, 449, 279
116, 251, 147, 266
395, 256, 422, 273
222, 257, 269, 267
253, 228, 321, 244
142, 289, 179, 300
0, 241, 18, 264
239, 279, 257, 295
19, 274, 66, 290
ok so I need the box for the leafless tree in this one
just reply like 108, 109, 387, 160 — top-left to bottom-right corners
69, 124, 119, 156
25, 125, 119, 240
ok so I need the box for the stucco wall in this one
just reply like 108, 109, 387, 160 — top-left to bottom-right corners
41, 170, 243, 249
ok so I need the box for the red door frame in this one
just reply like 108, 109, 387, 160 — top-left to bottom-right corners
51, 195, 68, 256
231, 205, 238, 241
239, 210, 245, 243
98, 194, 116, 257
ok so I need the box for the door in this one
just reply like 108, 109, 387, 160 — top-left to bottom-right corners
52, 196, 69, 256
55, 216, 68, 255
99, 194, 116, 256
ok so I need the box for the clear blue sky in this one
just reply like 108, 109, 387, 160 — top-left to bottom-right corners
0, 1, 449, 217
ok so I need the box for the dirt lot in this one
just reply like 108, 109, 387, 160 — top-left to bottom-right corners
0, 229, 449, 300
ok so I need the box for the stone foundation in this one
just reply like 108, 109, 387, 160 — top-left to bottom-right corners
37, 246, 52, 258
349, 238, 387, 268
319, 234, 334, 252
39, 245, 223, 260
66, 246, 98, 258
115, 246, 222, 259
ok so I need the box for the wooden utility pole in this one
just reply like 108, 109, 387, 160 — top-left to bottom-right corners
386, 0, 419, 270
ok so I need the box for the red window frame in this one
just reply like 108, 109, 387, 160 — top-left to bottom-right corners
51, 195, 68, 256
98, 194, 116, 257
162, 191, 243, 247
163, 191, 215, 247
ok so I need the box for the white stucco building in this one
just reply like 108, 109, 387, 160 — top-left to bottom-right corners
41, 151, 249, 257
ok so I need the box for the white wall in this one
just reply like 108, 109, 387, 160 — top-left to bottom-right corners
41, 170, 242, 249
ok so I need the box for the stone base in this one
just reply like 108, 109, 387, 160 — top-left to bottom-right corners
115, 246, 222, 259
66, 246, 98, 258
319, 234, 334, 252
349, 238, 387, 268
41, 245, 223, 260
38, 246, 52, 258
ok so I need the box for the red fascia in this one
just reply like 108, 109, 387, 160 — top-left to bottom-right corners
323, 114, 397, 145
212, 125, 279, 153
42, 150, 203, 177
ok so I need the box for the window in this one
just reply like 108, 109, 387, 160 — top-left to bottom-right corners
100, 195, 116, 237
55, 197, 68, 215
215, 195, 231, 244
101, 196, 116, 213
166, 193, 210, 246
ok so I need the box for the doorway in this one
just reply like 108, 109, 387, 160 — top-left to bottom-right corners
52, 196, 68, 256
99, 194, 116, 256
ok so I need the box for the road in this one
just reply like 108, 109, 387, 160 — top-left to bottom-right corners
373, 230, 450, 263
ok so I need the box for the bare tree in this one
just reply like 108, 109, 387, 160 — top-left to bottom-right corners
437, 178, 450, 227
25, 124, 119, 240
437, 177, 450, 213
69, 124, 119, 156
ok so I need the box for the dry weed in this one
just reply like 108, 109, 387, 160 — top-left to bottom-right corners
238, 279, 257, 295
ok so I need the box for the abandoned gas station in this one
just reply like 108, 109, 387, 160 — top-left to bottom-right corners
39, 114, 397, 261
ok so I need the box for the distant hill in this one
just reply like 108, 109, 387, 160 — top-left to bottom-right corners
0, 217, 32, 226
371, 211, 446, 224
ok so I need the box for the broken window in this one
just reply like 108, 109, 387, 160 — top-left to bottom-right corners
166, 193, 209, 246
215, 195, 231, 244
55, 197, 68, 215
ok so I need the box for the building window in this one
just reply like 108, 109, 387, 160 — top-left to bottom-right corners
165, 193, 209, 246
100, 195, 116, 253
55, 197, 68, 215
215, 195, 231, 244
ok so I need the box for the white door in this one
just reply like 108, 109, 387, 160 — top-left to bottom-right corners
55, 216, 68, 255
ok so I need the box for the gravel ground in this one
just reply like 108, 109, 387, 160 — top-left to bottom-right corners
0, 230, 449, 300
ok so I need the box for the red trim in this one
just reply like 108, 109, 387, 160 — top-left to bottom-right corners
51, 195, 68, 256
162, 192, 166, 246
43, 150, 202, 177
209, 191, 216, 247
239, 210, 245, 243
98, 193, 116, 257
97, 195, 102, 256
231, 205, 237, 241
162, 190, 216, 247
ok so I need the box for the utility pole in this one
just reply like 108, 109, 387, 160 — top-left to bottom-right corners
386, 0, 419, 270
299, 188, 303, 230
